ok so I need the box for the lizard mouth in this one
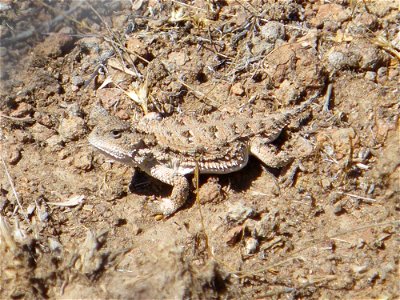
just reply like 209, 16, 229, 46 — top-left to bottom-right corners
88, 137, 137, 167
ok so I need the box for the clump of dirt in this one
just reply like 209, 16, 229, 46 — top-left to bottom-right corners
1, 1, 399, 299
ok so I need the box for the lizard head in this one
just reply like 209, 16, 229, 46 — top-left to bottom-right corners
88, 106, 147, 167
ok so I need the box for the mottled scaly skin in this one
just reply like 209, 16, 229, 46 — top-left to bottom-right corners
88, 93, 319, 216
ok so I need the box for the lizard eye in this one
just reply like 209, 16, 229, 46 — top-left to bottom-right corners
110, 130, 122, 138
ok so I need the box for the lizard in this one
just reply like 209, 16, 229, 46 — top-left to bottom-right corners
88, 92, 320, 216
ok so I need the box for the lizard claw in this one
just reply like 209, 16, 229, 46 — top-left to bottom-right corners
147, 198, 178, 216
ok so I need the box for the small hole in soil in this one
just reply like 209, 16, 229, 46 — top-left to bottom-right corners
252, 72, 264, 82
196, 72, 208, 83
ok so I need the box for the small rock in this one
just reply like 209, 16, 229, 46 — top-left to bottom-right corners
356, 42, 389, 71
38, 209, 49, 222
252, 211, 279, 239
46, 135, 64, 152
48, 237, 63, 253
321, 178, 332, 189
115, 110, 130, 120
367, 1, 396, 17
231, 82, 244, 96
10, 290, 25, 299
333, 203, 345, 215
79, 37, 101, 54
260, 21, 285, 43
356, 238, 366, 249
126, 37, 148, 58
58, 116, 86, 142
31, 123, 54, 142
90, 23, 101, 32
276, 80, 299, 106
365, 71, 376, 81
353, 12, 378, 31
377, 67, 388, 83
95, 88, 124, 109
130, 223, 142, 235
14, 129, 33, 143
26, 204, 36, 216
58, 27, 73, 35
245, 237, 259, 255
311, 4, 350, 28
380, 263, 396, 280
168, 51, 187, 66
105, 181, 127, 200
226, 202, 255, 223
106, 1, 121, 11
324, 127, 356, 161
327, 50, 360, 71
61, 102, 83, 118
198, 177, 224, 204
10, 102, 33, 118
250, 36, 274, 56
351, 264, 368, 274
71, 75, 84, 87
73, 151, 92, 170
7, 146, 22, 165
34, 111, 55, 127
224, 225, 243, 246
33, 32, 75, 58
0, 2, 11, 11
113, 14, 128, 29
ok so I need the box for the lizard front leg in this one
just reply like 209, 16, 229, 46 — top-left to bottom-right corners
145, 164, 189, 216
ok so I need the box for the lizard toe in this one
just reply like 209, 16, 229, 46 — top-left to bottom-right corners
148, 198, 179, 216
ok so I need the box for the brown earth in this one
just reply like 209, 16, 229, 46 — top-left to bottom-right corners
0, 1, 399, 299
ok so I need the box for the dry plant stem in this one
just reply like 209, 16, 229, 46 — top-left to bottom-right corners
323, 83, 333, 112
0, 113, 34, 123
85, 0, 116, 40
171, 0, 208, 12
85, 1, 132, 74
301, 221, 398, 246
175, 77, 218, 108
0, 155, 30, 224
193, 160, 243, 274
235, 0, 260, 17
194, 159, 211, 257
232, 220, 398, 278
36, 0, 91, 32
0, 216, 17, 252
107, 60, 137, 77
104, 37, 150, 64
373, 36, 400, 60
335, 191, 378, 203
1, 0, 83, 46
171, 0, 237, 18
234, 255, 305, 278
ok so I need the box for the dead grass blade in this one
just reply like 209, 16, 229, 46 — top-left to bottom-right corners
0, 155, 30, 224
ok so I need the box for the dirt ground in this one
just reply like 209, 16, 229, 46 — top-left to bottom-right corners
0, 1, 399, 299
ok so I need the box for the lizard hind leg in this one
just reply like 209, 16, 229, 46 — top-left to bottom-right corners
249, 137, 293, 169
